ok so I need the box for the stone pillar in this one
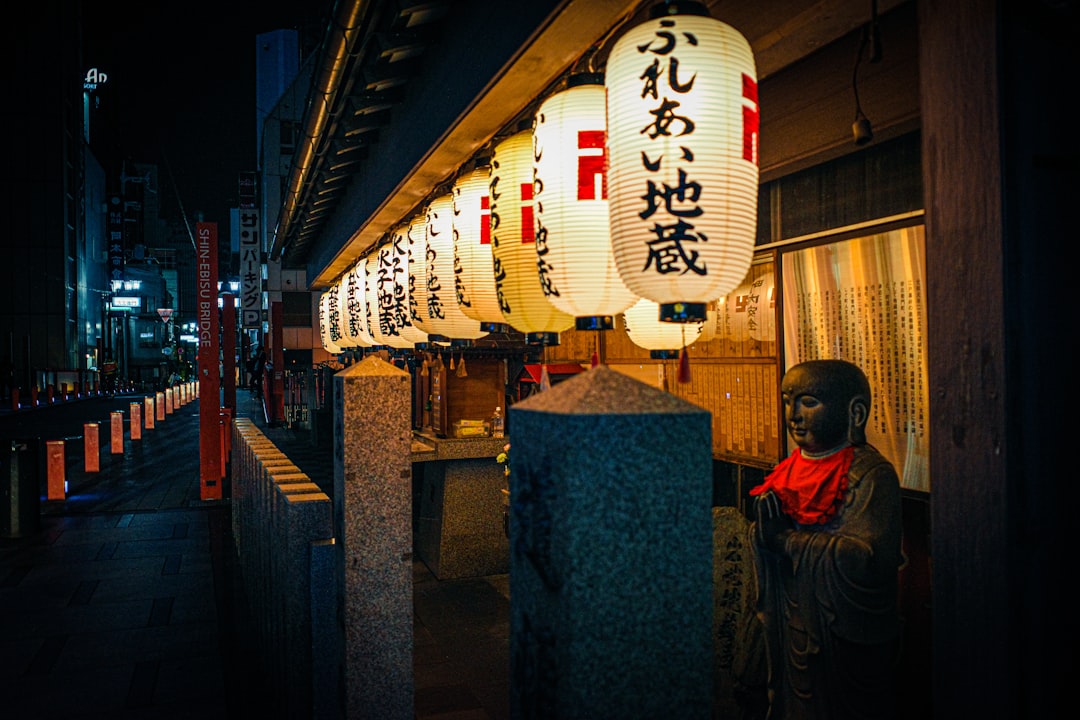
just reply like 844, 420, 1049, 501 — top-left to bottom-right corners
509, 366, 714, 719
333, 355, 413, 720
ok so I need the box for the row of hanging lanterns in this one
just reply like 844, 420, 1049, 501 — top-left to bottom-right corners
320, 1, 760, 362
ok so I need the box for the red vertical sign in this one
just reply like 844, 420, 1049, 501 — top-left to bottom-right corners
197, 222, 222, 499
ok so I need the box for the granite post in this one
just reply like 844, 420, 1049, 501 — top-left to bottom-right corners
509, 365, 715, 719
333, 355, 413, 720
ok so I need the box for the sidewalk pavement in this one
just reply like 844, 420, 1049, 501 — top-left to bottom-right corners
0, 389, 510, 719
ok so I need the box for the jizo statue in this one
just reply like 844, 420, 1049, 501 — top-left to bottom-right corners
749, 359, 903, 720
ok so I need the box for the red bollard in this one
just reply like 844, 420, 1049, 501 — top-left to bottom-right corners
111, 412, 124, 454
130, 402, 142, 441
46, 440, 66, 500
31, 386, 39, 407
10, 387, 18, 411
84, 423, 100, 473
47, 384, 55, 404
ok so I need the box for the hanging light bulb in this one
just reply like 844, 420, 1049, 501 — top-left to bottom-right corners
533, 72, 638, 331
490, 125, 574, 345
606, 1, 760, 322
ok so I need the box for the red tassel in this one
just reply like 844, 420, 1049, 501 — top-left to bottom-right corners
678, 346, 691, 384
591, 350, 599, 368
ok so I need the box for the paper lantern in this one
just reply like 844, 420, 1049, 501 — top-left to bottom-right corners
533, 74, 638, 328
407, 212, 432, 336
606, 2, 759, 322
489, 128, 574, 342
623, 296, 707, 355
452, 161, 506, 328
339, 261, 374, 347
330, 281, 356, 349
423, 193, 488, 340
319, 290, 344, 354
363, 254, 392, 346
375, 223, 428, 348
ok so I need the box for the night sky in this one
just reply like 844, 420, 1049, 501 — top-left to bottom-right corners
81, 1, 329, 236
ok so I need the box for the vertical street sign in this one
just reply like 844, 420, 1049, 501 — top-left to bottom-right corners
197, 221, 221, 499
239, 171, 262, 329
239, 208, 262, 328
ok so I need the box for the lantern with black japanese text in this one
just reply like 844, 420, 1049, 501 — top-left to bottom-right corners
490, 127, 574, 344
452, 160, 506, 329
363, 253, 392, 347
533, 73, 638, 331
377, 223, 428, 348
320, 289, 344, 354
339, 261, 374, 347
606, 2, 759, 323
424, 193, 488, 341
407, 212, 432, 338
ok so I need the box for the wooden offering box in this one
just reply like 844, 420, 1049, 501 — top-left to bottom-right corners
429, 356, 506, 438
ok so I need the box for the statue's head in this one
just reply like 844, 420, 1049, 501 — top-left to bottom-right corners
780, 359, 871, 455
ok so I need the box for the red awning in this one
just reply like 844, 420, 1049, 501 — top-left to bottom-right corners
518, 363, 586, 384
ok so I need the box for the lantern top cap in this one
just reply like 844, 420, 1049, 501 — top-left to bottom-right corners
648, 0, 709, 19
567, 72, 603, 88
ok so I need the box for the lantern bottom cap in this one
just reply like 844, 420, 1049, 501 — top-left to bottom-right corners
659, 302, 708, 323
650, 349, 681, 360
525, 332, 561, 346
575, 316, 614, 331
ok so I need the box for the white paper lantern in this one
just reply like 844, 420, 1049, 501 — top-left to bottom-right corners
623, 296, 706, 353
407, 212, 431, 336
376, 223, 428, 348
424, 193, 488, 340
452, 162, 506, 328
490, 128, 574, 341
606, 3, 759, 322
340, 261, 374, 347
320, 289, 344, 353
363, 254, 392, 346
533, 74, 638, 327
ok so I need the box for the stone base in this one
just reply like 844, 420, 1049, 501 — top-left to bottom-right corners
416, 457, 509, 579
